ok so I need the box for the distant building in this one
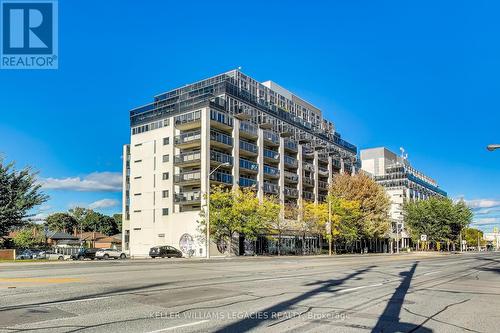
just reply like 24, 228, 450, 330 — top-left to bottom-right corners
360, 147, 447, 251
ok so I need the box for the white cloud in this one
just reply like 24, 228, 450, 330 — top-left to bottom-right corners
88, 198, 120, 210
465, 199, 500, 209
472, 217, 500, 226
40, 172, 122, 192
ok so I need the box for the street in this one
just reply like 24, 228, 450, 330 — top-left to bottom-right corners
0, 252, 499, 332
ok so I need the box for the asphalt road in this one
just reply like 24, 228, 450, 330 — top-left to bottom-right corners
0, 252, 499, 333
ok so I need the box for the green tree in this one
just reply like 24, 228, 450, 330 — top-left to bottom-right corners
326, 195, 361, 254
45, 213, 78, 233
112, 213, 122, 232
260, 197, 285, 255
463, 228, 485, 248
13, 226, 45, 249
0, 159, 48, 238
68, 207, 89, 234
80, 210, 118, 235
404, 197, 472, 250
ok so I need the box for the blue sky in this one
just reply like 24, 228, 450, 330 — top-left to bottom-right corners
0, 1, 499, 231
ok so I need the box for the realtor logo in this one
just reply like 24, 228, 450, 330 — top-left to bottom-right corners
1, 0, 58, 69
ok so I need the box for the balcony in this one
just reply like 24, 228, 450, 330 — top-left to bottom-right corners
318, 194, 327, 202
239, 140, 258, 157
210, 150, 233, 166
239, 121, 258, 139
302, 146, 314, 157
263, 149, 279, 163
174, 130, 201, 149
239, 177, 257, 188
210, 109, 233, 131
263, 165, 279, 178
318, 180, 329, 190
303, 190, 314, 201
284, 171, 298, 183
210, 171, 233, 185
284, 155, 298, 168
318, 167, 329, 177
284, 139, 297, 152
304, 162, 315, 172
240, 158, 258, 173
263, 182, 279, 195
174, 171, 201, 185
174, 191, 201, 204
284, 186, 298, 198
332, 158, 341, 169
210, 130, 233, 149
303, 177, 314, 188
263, 130, 279, 146
174, 150, 201, 167
174, 110, 201, 130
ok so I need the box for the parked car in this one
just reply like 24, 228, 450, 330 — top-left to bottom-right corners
149, 246, 183, 258
95, 248, 127, 260
15, 249, 44, 260
44, 251, 71, 261
71, 248, 99, 260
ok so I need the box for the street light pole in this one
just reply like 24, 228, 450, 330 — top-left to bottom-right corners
486, 144, 500, 151
206, 162, 230, 259
327, 196, 332, 256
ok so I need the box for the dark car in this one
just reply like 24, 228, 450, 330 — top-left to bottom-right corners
149, 246, 183, 258
71, 248, 99, 260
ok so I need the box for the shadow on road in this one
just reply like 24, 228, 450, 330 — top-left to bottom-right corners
215, 266, 375, 333
371, 262, 432, 333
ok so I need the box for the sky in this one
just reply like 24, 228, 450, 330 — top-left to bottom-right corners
0, 0, 499, 232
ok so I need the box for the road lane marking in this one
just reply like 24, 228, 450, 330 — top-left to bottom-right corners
337, 283, 383, 293
147, 320, 209, 332
49, 296, 112, 305
0, 277, 82, 284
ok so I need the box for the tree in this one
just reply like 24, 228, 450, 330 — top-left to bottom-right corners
404, 197, 472, 250
326, 195, 361, 254
45, 213, 78, 233
113, 213, 122, 232
80, 210, 119, 235
13, 226, 45, 249
294, 200, 327, 254
463, 228, 485, 248
0, 159, 48, 238
330, 173, 390, 240
68, 207, 89, 234
261, 197, 287, 255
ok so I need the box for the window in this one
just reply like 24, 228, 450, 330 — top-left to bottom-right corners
134, 193, 142, 196
162, 208, 169, 216
133, 210, 141, 213
162, 154, 169, 163
162, 190, 169, 198
164, 118, 170, 126
134, 143, 142, 147
163, 137, 170, 145
134, 159, 142, 163
162, 172, 169, 180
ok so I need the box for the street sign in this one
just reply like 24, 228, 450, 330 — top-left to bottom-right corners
420, 234, 427, 241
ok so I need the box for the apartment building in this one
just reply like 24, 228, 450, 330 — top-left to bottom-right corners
122, 69, 357, 257
360, 147, 447, 251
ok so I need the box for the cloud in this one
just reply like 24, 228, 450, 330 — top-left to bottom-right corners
465, 199, 500, 209
40, 172, 122, 192
88, 198, 120, 210
472, 217, 500, 226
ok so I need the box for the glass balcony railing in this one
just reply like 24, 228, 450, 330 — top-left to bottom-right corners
239, 140, 258, 154
210, 150, 233, 165
263, 182, 279, 194
284, 171, 299, 183
174, 171, 201, 183
240, 121, 258, 136
303, 190, 314, 200
284, 139, 297, 151
174, 110, 201, 126
174, 150, 201, 164
174, 191, 201, 203
263, 149, 279, 160
303, 177, 314, 186
318, 166, 329, 175
210, 109, 233, 127
304, 162, 314, 172
284, 186, 299, 197
240, 158, 258, 172
239, 177, 257, 188
284, 155, 298, 167
318, 180, 329, 189
264, 165, 279, 177
174, 130, 201, 145
210, 130, 233, 146
263, 130, 279, 144
210, 171, 233, 184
